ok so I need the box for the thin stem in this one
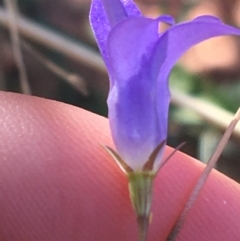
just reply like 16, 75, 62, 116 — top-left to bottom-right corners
166, 107, 240, 241
137, 216, 148, 241
21, 40, 88, 96
128, 173, 155, 241
3, 0, 31, 95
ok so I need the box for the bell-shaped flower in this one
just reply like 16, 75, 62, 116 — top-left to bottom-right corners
90, 1, 240, 240
90, 0, 240, 172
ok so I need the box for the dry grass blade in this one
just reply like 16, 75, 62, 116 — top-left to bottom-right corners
166, 107, 240, 241
3, 0, 31, 95
21, 40, 88, 96
171, 90, 240, 138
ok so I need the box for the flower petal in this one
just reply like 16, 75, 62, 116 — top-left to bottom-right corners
106, 17, 167, 170
107, 17, 160, 83
89, 0, 141, 64
150, 15, 240, 135
156, 15, 175, 26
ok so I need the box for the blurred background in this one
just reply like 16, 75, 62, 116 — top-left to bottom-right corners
0, 0, 240, 181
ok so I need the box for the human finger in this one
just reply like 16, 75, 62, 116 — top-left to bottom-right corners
0, 91, 239, 241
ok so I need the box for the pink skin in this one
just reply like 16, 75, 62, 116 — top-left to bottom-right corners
0, 91, 240, 241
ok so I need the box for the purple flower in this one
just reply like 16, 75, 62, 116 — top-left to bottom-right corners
90, 0, 240, 172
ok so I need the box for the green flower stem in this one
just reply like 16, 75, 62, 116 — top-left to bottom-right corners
128, 172, 155, 241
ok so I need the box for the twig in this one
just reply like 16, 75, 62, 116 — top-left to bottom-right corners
21, 40, 88, 96
3, 0, 31, 94
171, 89, 240, 138
0, 7, 106, 74
166, 107, 240, 241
